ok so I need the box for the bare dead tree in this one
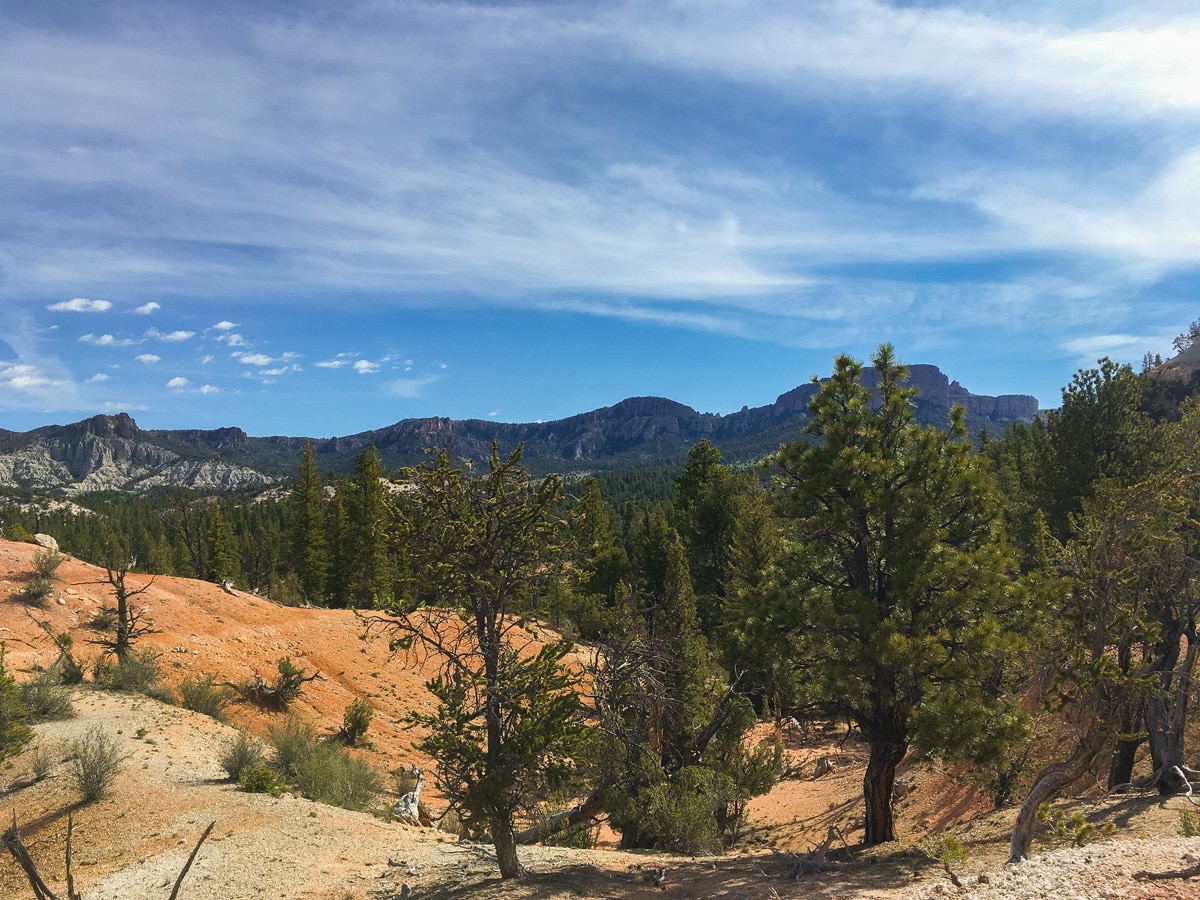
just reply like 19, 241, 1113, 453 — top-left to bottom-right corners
86, 551, 157, 662
2, 812, 214, 900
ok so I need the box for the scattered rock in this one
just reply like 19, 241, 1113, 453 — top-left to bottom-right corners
33, 533, 59, 552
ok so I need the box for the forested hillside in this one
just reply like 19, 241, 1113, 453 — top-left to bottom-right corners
5, 338, 1200, 879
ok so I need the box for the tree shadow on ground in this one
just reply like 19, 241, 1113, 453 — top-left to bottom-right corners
412, 844, 942, 900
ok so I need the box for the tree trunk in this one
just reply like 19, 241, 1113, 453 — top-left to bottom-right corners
1107, 721, 1142, 789
491, 818, 521, 879
515, 792, 603, 845
1009, 731, 1104, 863
863, 740, 906, 846
1147, 634, 1197, 795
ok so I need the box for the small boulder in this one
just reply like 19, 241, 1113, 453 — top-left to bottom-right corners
33, 533, 59, 553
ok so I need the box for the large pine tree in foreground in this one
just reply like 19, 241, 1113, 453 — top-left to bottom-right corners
773, 345, 1032, 845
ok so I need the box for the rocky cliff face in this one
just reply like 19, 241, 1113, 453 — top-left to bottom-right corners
0, 365, 1037, 492
0, 415, 276, 494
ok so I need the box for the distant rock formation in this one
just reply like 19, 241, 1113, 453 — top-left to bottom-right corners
0, 414, 276, 494
0, 364, 1038, 492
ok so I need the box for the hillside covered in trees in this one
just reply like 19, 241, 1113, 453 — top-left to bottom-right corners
5, 337, 1200, 881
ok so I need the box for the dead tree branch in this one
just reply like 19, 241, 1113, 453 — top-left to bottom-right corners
2, 812, 59, 900
168, 821, 215, 900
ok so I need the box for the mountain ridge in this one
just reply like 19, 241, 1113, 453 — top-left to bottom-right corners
0, 364, 1038, 493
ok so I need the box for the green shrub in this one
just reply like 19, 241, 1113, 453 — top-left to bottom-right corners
269, 715, 318, 777
291, 743, 381, 812
0, 644, 34, 761
33, 549, 64, 579
19, 576, 54, 607
69, 726, 125, 802
1036, 804, 1116, 847
4, 523, 34, 543
238, 762, 286, 797
94, 648, 164, 696
220, 730, 265, 781
179, 673, 234, 721
1180, 809, 1199, 838
638, 767, 733, 856
336, 698, 373, 746
88, 606, 118, 631
921, 832, 968, 886
19, 673, 75, 722
48, 633, 84, 685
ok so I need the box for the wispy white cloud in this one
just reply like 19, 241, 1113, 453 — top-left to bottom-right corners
198, 384, 218, 394
85, 373, 110, 383
79, 333, 135, 347
136, 353, 161, 363
1062, 332, 1177, 363
3, 1, 1200, 429
167, 376, 189, 389
389, 375, 440, 398
49, 298, 112, 313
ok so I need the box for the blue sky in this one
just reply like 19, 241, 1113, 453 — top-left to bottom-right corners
3, 1, 1200, 437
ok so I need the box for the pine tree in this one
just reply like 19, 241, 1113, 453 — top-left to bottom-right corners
205, 505, 240, 586
674, 440, 742, 626
774, 345, 1031, 846
345, 446, 394, 609
289, 439, 328, 605
390, 444, 579, 879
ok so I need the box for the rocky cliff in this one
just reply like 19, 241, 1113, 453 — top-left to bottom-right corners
0, 365, 1037, 492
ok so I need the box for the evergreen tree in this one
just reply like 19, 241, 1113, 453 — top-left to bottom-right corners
674, 440, 742, 627
593, 506, 773, 851
719, 480, 797, 721
344, 446, 395, 609
1039, 358, 1157, 539
774, 345, 1031, 846
559, 478, 627, 637
205, 505, 240, 585
289, 439, 328, 605
390, 444, 579, 879
325, 481, 352, 607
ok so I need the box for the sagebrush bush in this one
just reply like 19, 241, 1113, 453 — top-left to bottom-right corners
292, 743, 381, 812
48, 632, 84, 685
33, 548, 64, 579
29, 743, 55, 780
269, 715, 318, 777
94, 648, 164, 696
69, 726, 125, 802
337, 698, 373, 746
88, 606, 118, 631
19, 576, 54, 607
220, 730, 265, 781
238, 762, 286, 797
19, 673, 75, 722
179, 673, 234, 721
